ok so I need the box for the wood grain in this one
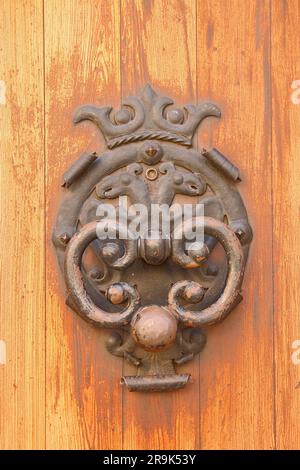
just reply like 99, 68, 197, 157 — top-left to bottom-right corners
44, 0, 122, 449
0, 0, 45, 450
120, 0, 198, 450
1, 0, 300, 451
271, 0, 300, 450
196, 0, 274, 449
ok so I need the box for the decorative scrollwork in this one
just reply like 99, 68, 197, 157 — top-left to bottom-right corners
155, 162, 206, 205
73, 84, 221, 149
96, 163, 150, 207
53, 85, 252, 392
169, 217, 244, 327
64, 221, 140, 327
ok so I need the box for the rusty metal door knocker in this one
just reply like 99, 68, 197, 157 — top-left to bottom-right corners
53, 85, 252, 392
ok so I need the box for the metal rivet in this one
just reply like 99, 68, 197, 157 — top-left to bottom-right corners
107, 284, 127, 304
145, 167, 158, 181
182, 282, 205, 303
115, 108, 131, 124
145, 146, 158, 157
102, 242, 121, 263
168, 108, 184, 124
235, 228, 245, 240
59, 233, 71, 245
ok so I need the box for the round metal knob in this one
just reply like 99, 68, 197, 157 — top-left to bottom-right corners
131, 305, 178, 352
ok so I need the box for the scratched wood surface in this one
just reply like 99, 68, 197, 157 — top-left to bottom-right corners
272, 0, 300, 450
196, 0, 275, 449
1, 0, 300, 450
0, 0, 45, 449
44, 0, 122, 450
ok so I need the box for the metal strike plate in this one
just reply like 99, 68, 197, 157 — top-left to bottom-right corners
53, 85, 252, 392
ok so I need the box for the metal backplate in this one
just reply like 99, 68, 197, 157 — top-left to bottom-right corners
53, 85, 252, 392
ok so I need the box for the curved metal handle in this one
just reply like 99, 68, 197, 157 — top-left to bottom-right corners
64, 221, 140, 327
64, 216, 244, 334
168, 217, 244, 327
63, 215, 244, 390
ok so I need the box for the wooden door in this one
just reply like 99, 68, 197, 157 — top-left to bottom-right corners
1, 0, 300, 450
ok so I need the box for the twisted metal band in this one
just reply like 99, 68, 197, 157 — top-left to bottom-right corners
107, 130, 192, 149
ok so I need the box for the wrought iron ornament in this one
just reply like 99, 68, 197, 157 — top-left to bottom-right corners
53, 85, 253, 392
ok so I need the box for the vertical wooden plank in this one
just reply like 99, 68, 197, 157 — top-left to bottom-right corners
0, 0, 45, 449
272, 0, 300, 450
45, 0, 122, 449
120, 0, 198, 450
197, 0, 274, 449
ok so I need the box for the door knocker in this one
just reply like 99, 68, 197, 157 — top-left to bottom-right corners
53, 85, 252, 392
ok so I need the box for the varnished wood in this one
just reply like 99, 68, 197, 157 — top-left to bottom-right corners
196, 0, 274, 449
0, 0, 45, 450
1, 0, 300, 451
272, 0, 300, 450
44, 0, 122, 450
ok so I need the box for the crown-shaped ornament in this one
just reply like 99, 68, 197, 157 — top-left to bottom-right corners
73, 84, 221, 149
